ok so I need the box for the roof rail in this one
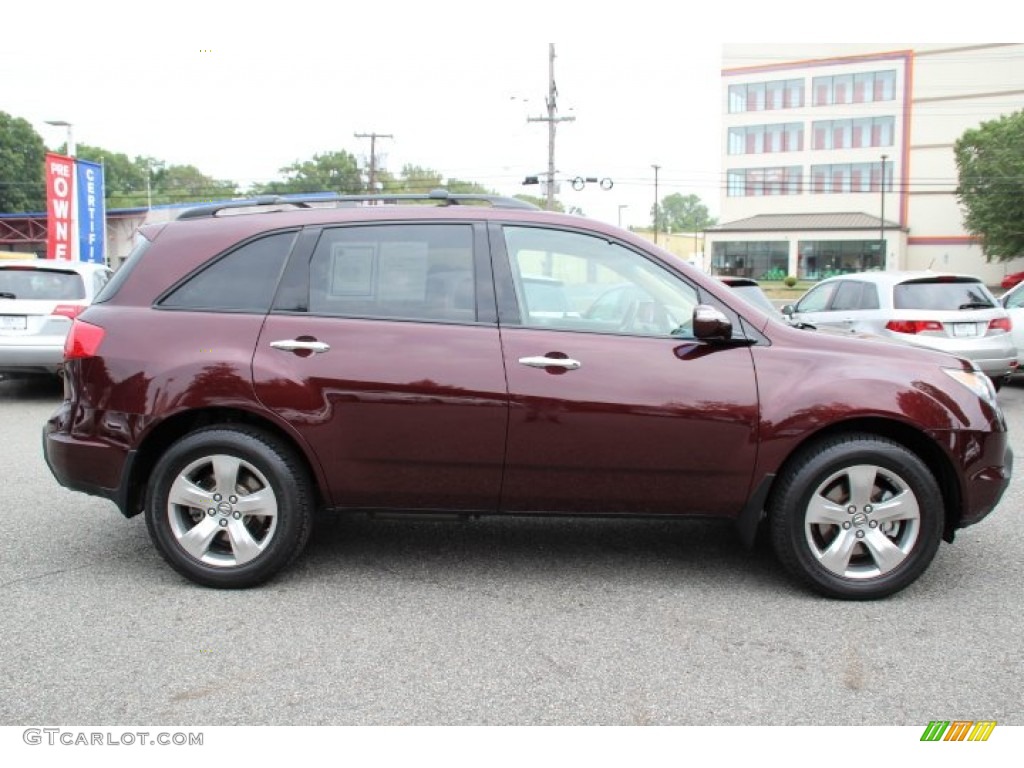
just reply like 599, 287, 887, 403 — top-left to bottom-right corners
176, 188, 540, 219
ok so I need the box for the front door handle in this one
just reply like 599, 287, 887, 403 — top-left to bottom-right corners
270, 339, 331, 353
518, 355, 582, 370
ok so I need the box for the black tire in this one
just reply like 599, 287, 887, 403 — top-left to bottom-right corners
144, 427, 314, 588
769, 434, 943, 600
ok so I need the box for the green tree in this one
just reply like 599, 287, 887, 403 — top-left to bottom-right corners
152, 164, 237, 205
254, 150, 363, 195
652, 193, 717, 233
955, 110, 1024, 262
0, 111, 46, 212
74, 143, 155, 208
515, 193, 564, 212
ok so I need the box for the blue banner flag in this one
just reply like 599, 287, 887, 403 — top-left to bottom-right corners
76, 159, 106, 264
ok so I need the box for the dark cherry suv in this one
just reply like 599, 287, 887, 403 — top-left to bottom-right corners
44, 192, 1012, 598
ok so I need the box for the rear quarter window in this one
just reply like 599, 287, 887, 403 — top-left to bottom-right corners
159, 231, 296, 313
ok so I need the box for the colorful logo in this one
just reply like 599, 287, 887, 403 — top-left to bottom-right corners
921, 721, 997, 742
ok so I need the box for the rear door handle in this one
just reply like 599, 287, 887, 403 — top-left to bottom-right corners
518, 355, 582, 370
270, 339, 331, 353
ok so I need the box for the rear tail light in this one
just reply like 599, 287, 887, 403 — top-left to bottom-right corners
988, 317, 1012, 332
52, 304, 85, 320
885, 320, 944, 334
64, 318, 105, 359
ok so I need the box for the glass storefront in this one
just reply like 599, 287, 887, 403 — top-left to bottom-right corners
797, 240, 883, 280
711, 241, 789, 280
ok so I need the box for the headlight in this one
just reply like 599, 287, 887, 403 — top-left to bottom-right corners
943, 367, 998, 408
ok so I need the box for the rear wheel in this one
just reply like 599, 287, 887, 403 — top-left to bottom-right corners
769, 434, 943, 599
144, 427, 313, 588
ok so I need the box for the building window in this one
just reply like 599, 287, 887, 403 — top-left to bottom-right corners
711, 241, 789, 279
813, 117, 894, 149
729, 78, 804, 113
809, 162, 892, 194
728, 123, 804, 155
798, 240, 885, 280
812, 69, 896, 106
726, 167, 803, 197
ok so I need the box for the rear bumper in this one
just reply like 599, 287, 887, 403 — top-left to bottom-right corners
43, 407, 137, 517
0, 339, 64, 373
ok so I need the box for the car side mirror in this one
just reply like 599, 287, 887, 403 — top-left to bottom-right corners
781, 304, 795, 316
692, 305, 732, 341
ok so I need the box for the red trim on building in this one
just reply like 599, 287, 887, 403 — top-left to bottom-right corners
722, 50, 913, 77
908, 236, 980, 245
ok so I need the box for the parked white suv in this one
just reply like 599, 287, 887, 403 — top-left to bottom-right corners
783, 271, 1017, 388
0, 259, 112, 377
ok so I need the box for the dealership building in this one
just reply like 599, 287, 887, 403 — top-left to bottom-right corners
706, 43, 1024, 285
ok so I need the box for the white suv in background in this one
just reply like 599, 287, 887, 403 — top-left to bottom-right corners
0, 259, 112, 378
783, 271, 1017, 388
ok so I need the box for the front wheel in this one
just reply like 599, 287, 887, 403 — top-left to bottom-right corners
769, 434, 943, 599
145, 427, 314, 588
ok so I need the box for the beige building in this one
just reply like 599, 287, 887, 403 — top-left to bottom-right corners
707, 44, 1024, 285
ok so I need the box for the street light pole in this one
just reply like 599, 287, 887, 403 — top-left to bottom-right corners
652, 164, 660, 244
879, 154, 888, 267
45, 120, 75, 157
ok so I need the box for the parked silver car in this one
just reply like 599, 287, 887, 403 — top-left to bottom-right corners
1001, 278, 1024, 377
783, 271, 1017, 387
0, 259, 112, 377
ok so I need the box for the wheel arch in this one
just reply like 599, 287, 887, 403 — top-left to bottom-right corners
764, 417, 962, 542
123, 407, 327, 518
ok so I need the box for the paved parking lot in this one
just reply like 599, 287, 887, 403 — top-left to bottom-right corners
1, 374, 1022, 726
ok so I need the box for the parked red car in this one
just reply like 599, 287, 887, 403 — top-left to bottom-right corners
44, 192, 1012, 598
1000, 271, 1024, 290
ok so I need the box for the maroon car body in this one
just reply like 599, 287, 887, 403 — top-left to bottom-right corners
44, 195, 1012, 598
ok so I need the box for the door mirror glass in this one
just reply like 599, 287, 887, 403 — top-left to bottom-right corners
692, 305, 732, 341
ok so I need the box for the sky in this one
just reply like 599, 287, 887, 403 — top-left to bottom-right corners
1, 1, 998, 229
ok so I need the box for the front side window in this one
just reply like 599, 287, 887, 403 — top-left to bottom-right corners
308, 224, 476, 323
502, 226, 699, 338
796, 282, 840, 313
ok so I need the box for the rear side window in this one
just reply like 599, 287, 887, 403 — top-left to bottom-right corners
894, 279, 996, 310
160, 231, 296, 312
308, 224, 475, 323
832, 280, 879, 311
0, 267, 84, 300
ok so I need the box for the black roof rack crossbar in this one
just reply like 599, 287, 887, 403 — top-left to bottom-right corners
176, 189, 540, 219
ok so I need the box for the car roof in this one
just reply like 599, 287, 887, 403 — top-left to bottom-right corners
816, 270, 984, 287
0, 259, 108, 273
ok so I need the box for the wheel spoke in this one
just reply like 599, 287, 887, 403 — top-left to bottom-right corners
178, 516, 222, 561
870, 489, 920, 524
806, 494, 848, 525
168, 475, 211, 511
212, 455, 242, 497
226, 518, 264, 565
233, 489, 277, 517
817, 527, 859, 575
861, 529, 907, 574
846, 465, 878, 508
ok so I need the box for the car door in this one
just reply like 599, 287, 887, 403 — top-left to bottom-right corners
492, 223, 759, 518
789, 278, 880, 332
252, 222, 509, 513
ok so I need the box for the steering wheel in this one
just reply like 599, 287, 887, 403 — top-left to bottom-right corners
618, 297, 674, 335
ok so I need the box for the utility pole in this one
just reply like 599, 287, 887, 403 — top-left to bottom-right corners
354, 132, 394, 192
528, 44, 575, 210
879, 154, 888, 267
652, 164, 661, 244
